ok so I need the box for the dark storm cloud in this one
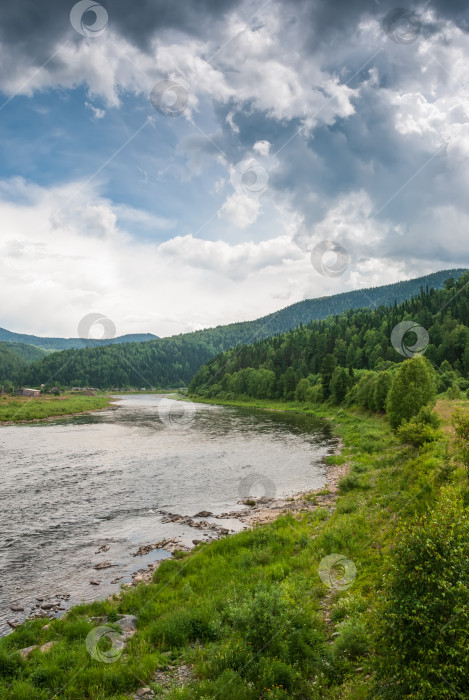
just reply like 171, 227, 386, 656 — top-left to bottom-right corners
1, 0, 466, 71
0, 0, 243, 66
292, 0, 469, 40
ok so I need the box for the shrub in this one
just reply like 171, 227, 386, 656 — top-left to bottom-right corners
397, 405, 442, 447
447, 381, 461, 399
331, 617, 369, 663
148, 606, 220, 649
338, 473, 362, 492
374, 487, 469, 698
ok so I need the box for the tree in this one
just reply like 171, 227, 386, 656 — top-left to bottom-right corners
295, 378, 309, 402
320, 354, 336, 400
386, 357, 436, 430
330, 367, 349, 404
372, 371, 392, 412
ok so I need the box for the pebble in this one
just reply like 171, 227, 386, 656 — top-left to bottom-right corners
10, 605, 24, 612
90, 580, 100, 586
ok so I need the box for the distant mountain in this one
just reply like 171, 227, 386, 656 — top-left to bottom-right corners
18, 269, 467, 389
0, 328, 158, 352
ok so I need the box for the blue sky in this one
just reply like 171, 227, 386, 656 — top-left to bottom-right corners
0, 0, 468, 338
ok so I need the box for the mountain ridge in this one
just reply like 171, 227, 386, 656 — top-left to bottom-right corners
15, 268, 466, 389
0, 328, 158, 352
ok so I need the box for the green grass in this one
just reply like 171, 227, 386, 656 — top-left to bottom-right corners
0, 394, 111, 422
0, 400, 467, 698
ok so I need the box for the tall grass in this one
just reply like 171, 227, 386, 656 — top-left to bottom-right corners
0, 402, 467, 698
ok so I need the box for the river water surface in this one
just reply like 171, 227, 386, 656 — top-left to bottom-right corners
0, 395, 337, 635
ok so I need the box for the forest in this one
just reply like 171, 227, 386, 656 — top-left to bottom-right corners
0, 269, 464, 390
189, 272, 469, 411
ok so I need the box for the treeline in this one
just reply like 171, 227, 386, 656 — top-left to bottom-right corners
0, 268, 465, 389
189, 272, 469, 409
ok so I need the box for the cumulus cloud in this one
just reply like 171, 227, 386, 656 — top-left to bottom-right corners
1, 0, 469, 337
0, 178, 306, 336
218, 192, 261, 229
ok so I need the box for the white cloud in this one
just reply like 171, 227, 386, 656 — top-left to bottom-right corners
253, 140, 271, 156
0, 1, 357, 129
218, 192, 261, 229
85, 101, 106, 119
0, 178, 308, 337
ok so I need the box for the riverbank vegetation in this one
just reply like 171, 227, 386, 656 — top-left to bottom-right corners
0, 394, 111, 423
0, 395, 467, 698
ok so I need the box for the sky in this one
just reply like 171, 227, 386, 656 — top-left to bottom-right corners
0, 0, 468, 338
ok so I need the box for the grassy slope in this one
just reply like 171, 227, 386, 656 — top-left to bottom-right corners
0, 394, 111, 422
0, 399, 466, 699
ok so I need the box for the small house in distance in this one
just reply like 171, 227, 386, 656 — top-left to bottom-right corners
21, 388, 41, 398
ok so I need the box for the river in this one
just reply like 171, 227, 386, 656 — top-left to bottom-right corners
0, 395, 337, 635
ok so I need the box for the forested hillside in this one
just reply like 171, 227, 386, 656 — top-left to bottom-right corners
189, 272, 469, 404
12, 269, 466, 389
0, 344, 28, 386
2, 341, 48, 363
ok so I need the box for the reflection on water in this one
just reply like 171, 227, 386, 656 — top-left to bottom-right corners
0, 395, 336, 635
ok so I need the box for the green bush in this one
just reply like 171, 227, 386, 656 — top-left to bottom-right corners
374, 487, 469, 698
331, 617, 369, 663
397, 405, 442, 447
148, 607, 221, 649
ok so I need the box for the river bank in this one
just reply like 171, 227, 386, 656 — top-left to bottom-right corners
0, 393, 111, 423
1, 397, 335, 637
0, 399, 465, 699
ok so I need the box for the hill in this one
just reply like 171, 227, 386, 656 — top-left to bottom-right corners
14, 269, 467, 389
0, 327, 158, 352
189, 271, 469, 401
1, 341, 49, 363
